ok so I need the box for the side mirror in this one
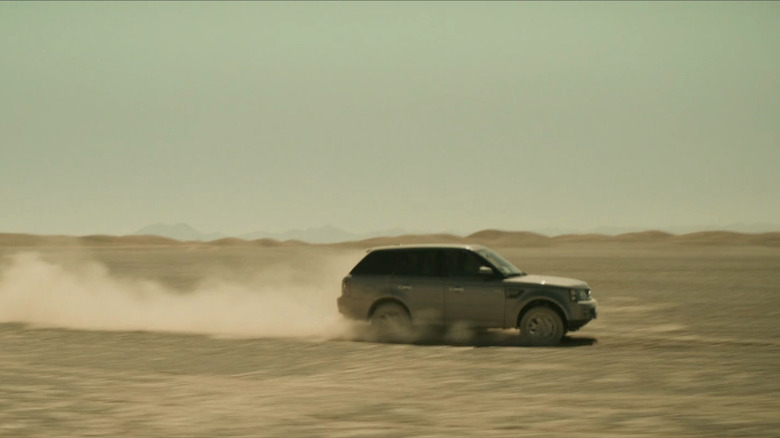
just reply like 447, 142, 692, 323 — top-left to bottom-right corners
478, 266, 494, 276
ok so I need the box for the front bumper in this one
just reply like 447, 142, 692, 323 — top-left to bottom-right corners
567, 299, 597, 331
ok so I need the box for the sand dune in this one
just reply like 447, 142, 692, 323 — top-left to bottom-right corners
611, 230, 675, 242
209, 237, 253, 246
466, 229, 550, 246
344, 233, 466, 248
0, 233, 80, 247
1, 229, 779, 248
250, 238, 292, 247
669, 230, 780, 245
549, 233, 612, 243
79, 234, 184, 246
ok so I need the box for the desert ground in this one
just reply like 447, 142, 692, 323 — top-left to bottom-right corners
0, 232, 778, 437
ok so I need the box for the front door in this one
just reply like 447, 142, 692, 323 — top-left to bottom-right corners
442, 250, 505, 327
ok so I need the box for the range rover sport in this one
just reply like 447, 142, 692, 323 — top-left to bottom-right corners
337, 244, 597, 345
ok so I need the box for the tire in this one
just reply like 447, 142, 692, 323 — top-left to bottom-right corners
370, 302, 412, 340
519, 306, 564, 346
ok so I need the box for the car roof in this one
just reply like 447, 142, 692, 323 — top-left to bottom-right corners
366, 243, 488, 253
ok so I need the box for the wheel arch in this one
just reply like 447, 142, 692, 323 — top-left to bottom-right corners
516, 298, 567, 328
368, 298, 411, 320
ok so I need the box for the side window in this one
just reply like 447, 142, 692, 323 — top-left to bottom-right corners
394, 251, 419, 276
462, 251, 485, 276
350, 251, 397, 275
420, 250, 441, 277
443, 250, 458, 277
444, 250, 491, 278
394, 250, 441, 277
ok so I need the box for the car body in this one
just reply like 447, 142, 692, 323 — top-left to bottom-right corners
337, 244, 597, 344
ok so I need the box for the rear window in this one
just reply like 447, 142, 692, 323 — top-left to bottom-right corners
350, 251, 398, 275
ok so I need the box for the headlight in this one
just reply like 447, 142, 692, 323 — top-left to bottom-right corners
569, 288, 591, 302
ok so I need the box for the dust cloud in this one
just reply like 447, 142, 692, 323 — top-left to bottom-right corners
0, 252, 355, 339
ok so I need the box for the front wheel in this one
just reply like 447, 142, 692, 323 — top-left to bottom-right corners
519, 306, 564, 346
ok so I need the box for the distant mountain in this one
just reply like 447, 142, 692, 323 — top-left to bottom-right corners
239, 225, 408, 244
132, 223, 407, 244
659, 222, 780, 234
239, 225, 356, 243
535, 222, 780, 236
132, 223, 226, 242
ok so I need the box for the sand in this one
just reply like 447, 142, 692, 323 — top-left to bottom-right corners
0, 234, 778, 437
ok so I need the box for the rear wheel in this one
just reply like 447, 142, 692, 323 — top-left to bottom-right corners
370, 303, 412, 340
519, 306, 564, 346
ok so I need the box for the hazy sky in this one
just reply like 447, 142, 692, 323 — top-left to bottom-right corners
2, 2, 778, 236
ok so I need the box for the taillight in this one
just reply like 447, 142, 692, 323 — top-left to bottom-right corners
342, 278, 350, 296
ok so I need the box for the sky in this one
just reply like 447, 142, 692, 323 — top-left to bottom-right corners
1, 2, 778, 236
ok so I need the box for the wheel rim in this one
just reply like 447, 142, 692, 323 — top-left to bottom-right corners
525, 313, 557, 338
375, 312, 403, 324
372, 307, 409, 326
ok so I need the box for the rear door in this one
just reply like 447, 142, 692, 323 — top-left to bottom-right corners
442, 249, 506, 327
387, 249, 445, 326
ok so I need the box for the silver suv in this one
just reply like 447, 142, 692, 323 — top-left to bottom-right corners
337, 244, 597, 345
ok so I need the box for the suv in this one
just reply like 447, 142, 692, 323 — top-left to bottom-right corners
337, 244, 597, 345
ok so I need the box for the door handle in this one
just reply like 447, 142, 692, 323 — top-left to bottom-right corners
448, 287, 464, 293
397, 285, 412, 291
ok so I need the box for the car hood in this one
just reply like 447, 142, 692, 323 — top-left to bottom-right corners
504, 274, 588, 289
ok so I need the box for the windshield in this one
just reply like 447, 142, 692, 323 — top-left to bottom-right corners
476, 248, 526, 277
